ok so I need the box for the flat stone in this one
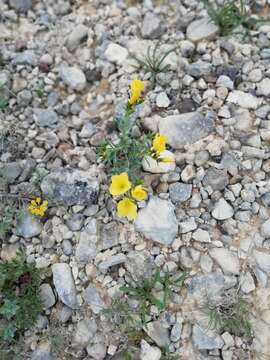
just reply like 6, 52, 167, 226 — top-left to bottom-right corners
141, 12, 163, 39
15, 213, 42, 238
186, 17, 218, 42
179, 217, 197, 234
66, 214, 84, 231
188, 61, 212, 78
144, 321, 170, 347
98, 222, 119, 251
253, 250, 270, 273
0, 162, 22, 184
125, 250, 155, 281
76, 232, 97, 264
240, 272, 256, 293
216, 75, 234, 90
257, 78, 270, 96
74, 319, 97, 346
41, 169, 99, 206
40, 283, 56, 309
158, 112, 214, 148
135, 197, 178, 246
261, 219, 270, 237
60, 66, 86, 91
192, 228, 211, 243
209, 248, 240, 275
169, 182, 192, 203
233, 108, 252, 131
140, 340, 161, 360
186, 273, 237, 299
192, 324, 224, 350
33, 108, 58, 128
105, 43, 128, 65
98, 253, 126, 272
9, 0, 32, 12
12, 50, 37, 66
83, 284, 105, 314
156, 92, 170, 108
227, 90, 262, 109
66, 24, 88, 52
203, 168, 228, 191
79, 122, 96, 138
212, 198, 234, 220
52, 263, 78, 309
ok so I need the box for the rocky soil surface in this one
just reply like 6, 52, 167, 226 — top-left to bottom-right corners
1, 0, 270, 359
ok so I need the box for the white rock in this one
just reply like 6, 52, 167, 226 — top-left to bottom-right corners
105, 43, 128, 65
142, 150, 176, 173
240, 272, 255, 293
186, 17, 218, 42
135, 197, 178, 246
209, 248, 240, 275
253, 250, 270, 273
156, 92, 170, 108
60, 66, 86, 91
212, 198, 234, 220
216, 75, 234, 90
227, 90, 262, 109
192, 228, 211, 243
257, 78, 270, 96
140, 340, 161, 360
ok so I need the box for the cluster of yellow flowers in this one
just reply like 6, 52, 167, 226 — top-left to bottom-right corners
28, 197, 48, 217
109, 172, 147, 220
152, 134, 175, 163
128, 79, 145, 106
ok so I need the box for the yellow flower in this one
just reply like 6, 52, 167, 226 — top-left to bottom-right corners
159, 157, 175, 163
109, 172, 131, 196
131, 185, 148, 201
152, 134, 167, 154
28, 197, 48, 217
129, 79, 145, 105
117, 197, 137, 220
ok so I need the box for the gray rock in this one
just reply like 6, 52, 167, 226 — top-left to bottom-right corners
31, 343, 52, 360
156, 92, 170, 108
66, 214, 84, 231
261, 219, 270, 237
41, 169, 99, 206
66, 24, 88, 52
87, 337, 107, 359
242, 146, 265, 159
144, 321, 170, 347
227, 90, 262, 109
12, 50, 37, 66
9, 0, 32, 12
58, 306, 72, 323
188, 61, 212, 78
192, 324, 224, 350
60, 66, 86, 91
125, 250, 155, 281
209, 248, 240, 275
98, 222, 119, 250
240, 272, 255, 294
40, 283, 56, 309
169, 182, 192, 203
33, 108, 59, 128
140, 340, 161, 360
79, 122, 96, 138
0, 71, 11, 101
104, 43, 128, 65
253, 250, 270, 273
186, 17, 218, 42
0, 162, 22, 184
186, 273, 237, 299
83, 284, 105, 314
141, 13, 163, 39
171, 322, 182, 342
179, 217, 197, 234
212, 198, 234, 220
257, 78, 270, 96
158, 112, 214, 148
76, 233, 97, 264
216, 75, 234, 90
15, 213, 42, 238
203, 168, 228, 191
192, 228, 211, 243
98, 253, 126, 272
135, 197, 178, 246
52, 263, 78, 309
62, 240, 73, 256
74, 319, 97, 346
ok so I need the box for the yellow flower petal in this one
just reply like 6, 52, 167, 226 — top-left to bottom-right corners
36, 197, 41, 204
152, 134, 167, 154
117, 198, 137, 220
109, 172, 131, 196
131, 185, 148, 201
129, 79, 145, 105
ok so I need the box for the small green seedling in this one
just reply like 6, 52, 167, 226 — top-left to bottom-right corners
131, 42, 176, 86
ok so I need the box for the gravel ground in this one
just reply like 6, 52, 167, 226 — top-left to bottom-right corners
1, 0, 270, 359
